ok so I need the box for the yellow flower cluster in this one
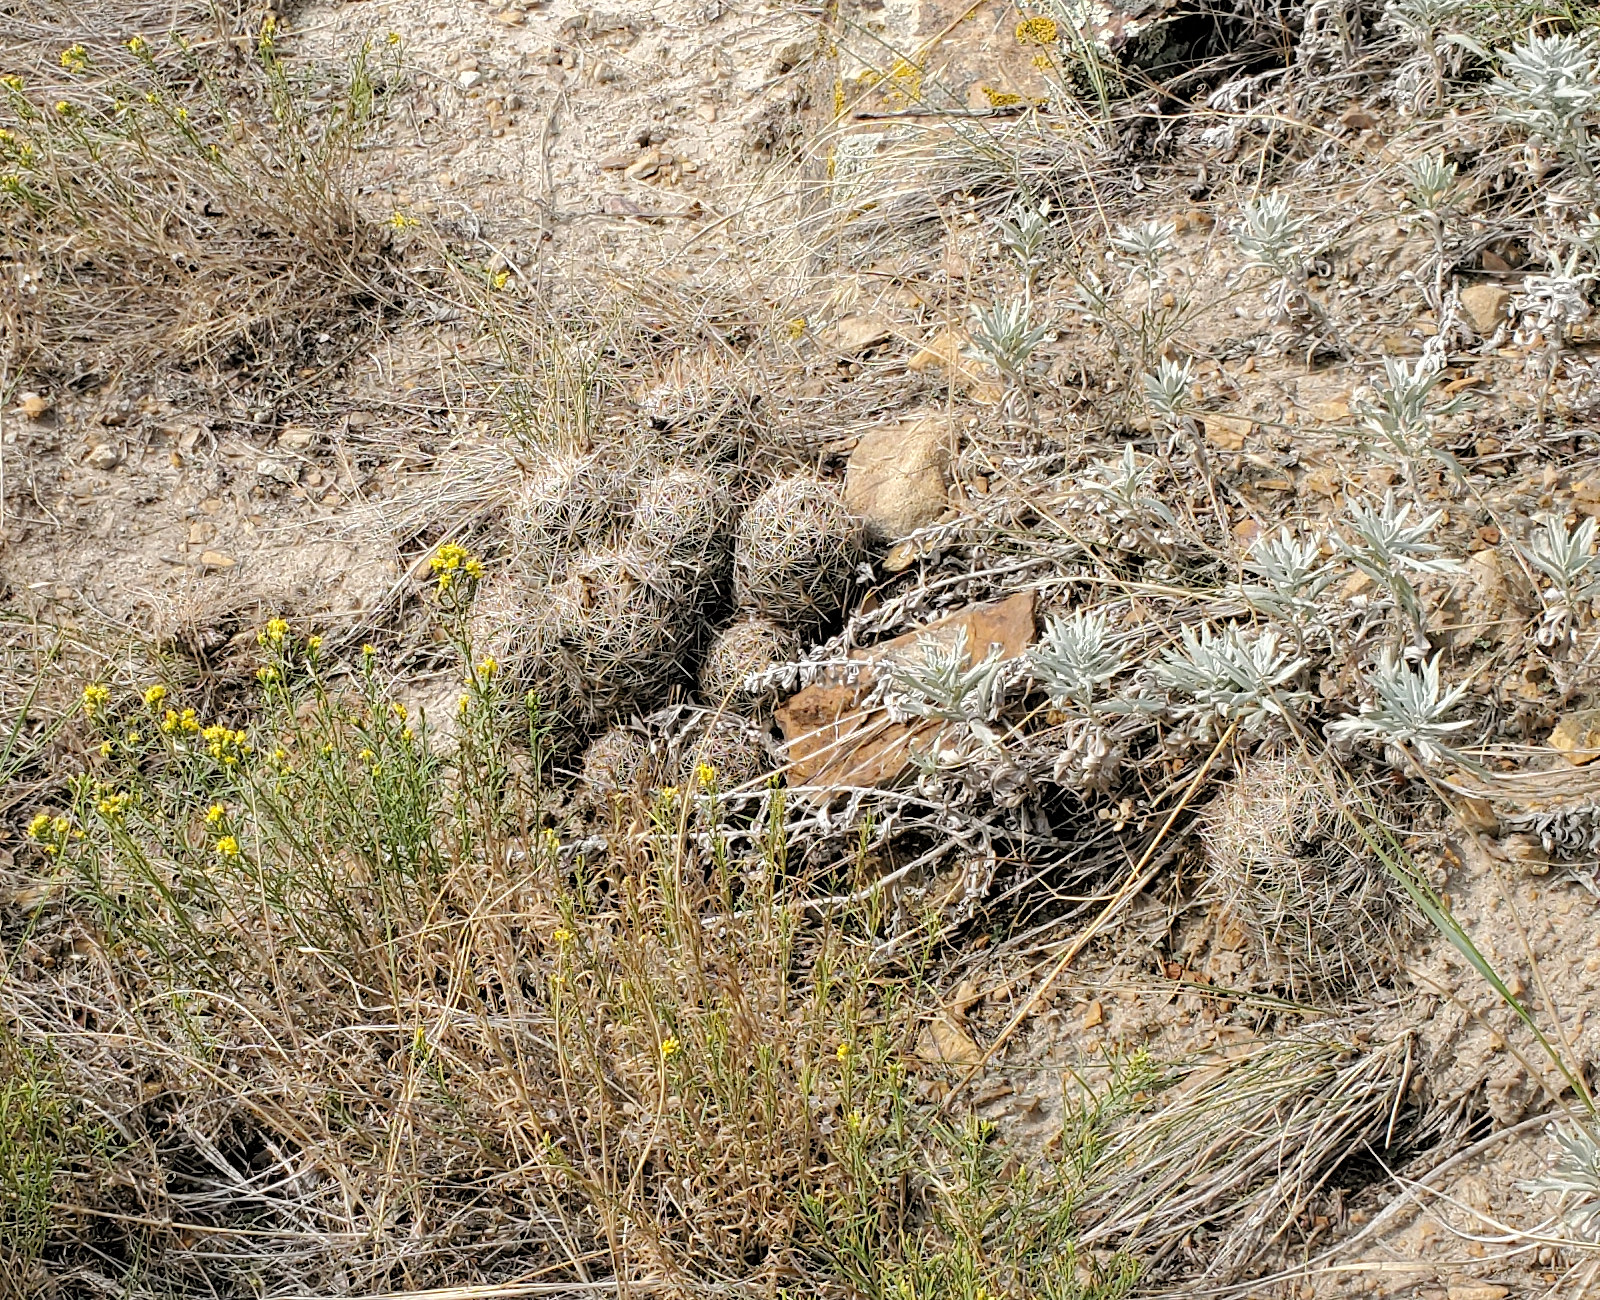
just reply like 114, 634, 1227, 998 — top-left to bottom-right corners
59, 45, 89, 74
96, 791, 131, 823
1015, 15, 1060, 44
258, 616, 290, 648
0, 129, 35, 168
694, 762, 716, 792
390, 211, 420, 230
215, 835, 241, 860
202, 723, 250, 767
143, 684, 167, 708
161, 707, 201, 735
126, 36, 151, 57
430, 543, 484, 594
27, 812, 73, 856
205, 803, 226, 826
82, 684, 110, 715
660, 1036, 682, 1060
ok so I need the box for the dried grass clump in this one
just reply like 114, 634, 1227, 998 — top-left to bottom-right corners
579, 726, 654, 803
507, 452, 629, 580
0, 11, 399, 378
1201, 756, 1414, 995
732, 475, 864, 631
699, 616, 801, 711
629, 466, 731, 578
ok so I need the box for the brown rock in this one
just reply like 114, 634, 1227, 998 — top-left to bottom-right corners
1202, 414, 1252, 450
844, 417, 952, 540
776, 591, 1036, 787
1549, 709, 1600, 764
198, 551, 236, 570
1460, 283, 1513, 335
17, 391, 50, 419
1446, 1285, 1509, 1300
1339, 108, 1379, 132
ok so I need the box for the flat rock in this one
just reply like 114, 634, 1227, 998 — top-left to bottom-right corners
1202, 414, 1252, 450
1460, 282, 1513, 334
843, 416, 951, 540
823, 312, 892, 355
1549, 709, 1600, 765
775, 590, 1035, 787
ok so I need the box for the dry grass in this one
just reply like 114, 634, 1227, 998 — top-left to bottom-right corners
0, 2, 399, 381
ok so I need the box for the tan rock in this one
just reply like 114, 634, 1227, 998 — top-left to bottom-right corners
844, 417, 951, 540
1202, 414, 1252, 450
198, 551, 236, 570
1550, 709, 1600, 764
1308, 397, 1351, 422
1446, 1285, 1509, 1300
624, 148, 664, 180
824, 313, 892, 355
84, 443, 121, 470
1461, 283, 1513, 335
17, 391, 50, 419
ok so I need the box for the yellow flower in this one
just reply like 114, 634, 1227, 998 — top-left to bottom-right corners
127, 36, 151, 56
142, 684, 167, 707
362, 643, 377, 659
307, 634, 323, 652
205, 803, 225, 826
256, 667, 277, 685
97, 741, 113, 758
982, 87, 1024, 107
386, 31, 402, 45
259, 616, 289, 647
201, 723, 249, 766
180, 708, 200, 733
1015, 15, 1059, 44
54, 101, 73, 116
478, 656, 499, 679
657, 785, 680, 802
27, 813, 51, 839
836, 1041, 853, 1061
82, 684, 110, 715
391, 702, 408, 721
215, 835, 240, 860
490, 269, 510, 290
59, 45, 89, 74
389, 210, 420, 230
358, 748, 376, 764
1, 77, 23, 93
660, 1036, 682, 1060
552, 926, 573, 944
125, 731, 140, 745
458, 694, 471, 715
429, 542, 483, 594
694, 762, 716, 791
785, 317, 807, 340
96, 792, 130, 823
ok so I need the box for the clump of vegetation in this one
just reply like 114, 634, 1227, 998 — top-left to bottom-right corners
0, 10, 402, 378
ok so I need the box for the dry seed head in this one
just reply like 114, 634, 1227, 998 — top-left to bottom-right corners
629, 466, 731, 578
732, 475, 865, 631
1200, 756, 1414, 995
507, 452, 627, 579
699, 616, 802, 711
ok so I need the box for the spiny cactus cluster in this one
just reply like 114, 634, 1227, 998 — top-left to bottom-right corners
477, 457, 865, 759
